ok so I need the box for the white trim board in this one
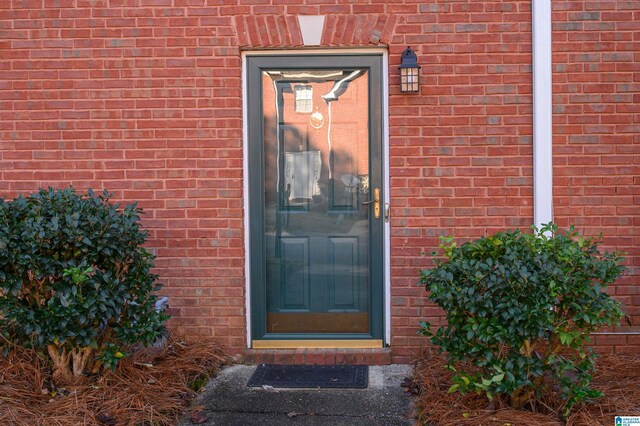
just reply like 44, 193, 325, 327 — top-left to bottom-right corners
241, 52, 251, 347
382, 53, 391, 346
241, 48, 392, 347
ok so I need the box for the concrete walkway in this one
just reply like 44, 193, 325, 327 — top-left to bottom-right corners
180, 364, 415, 426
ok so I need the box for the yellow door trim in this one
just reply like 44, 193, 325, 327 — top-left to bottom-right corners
252, 339, 384, 349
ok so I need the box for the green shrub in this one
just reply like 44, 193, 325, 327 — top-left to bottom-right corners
0, 187, 168, 383
419, 224, 625, 416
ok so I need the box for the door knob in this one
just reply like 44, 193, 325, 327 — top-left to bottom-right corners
361, 188, 380, 219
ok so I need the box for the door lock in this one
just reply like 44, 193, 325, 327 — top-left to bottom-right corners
361, 188, 381, 219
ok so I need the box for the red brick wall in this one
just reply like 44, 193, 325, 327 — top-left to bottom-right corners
389, 1, 535, 362
0, 0, 247, 352
552, 1, 640, 353
0, 1, 637, 361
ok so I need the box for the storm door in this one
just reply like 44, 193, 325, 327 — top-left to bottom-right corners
247, 55, 384, 343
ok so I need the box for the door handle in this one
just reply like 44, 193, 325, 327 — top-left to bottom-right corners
361, 188, 380, 219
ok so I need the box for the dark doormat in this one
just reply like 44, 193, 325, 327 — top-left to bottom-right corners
247, 364, 369, 389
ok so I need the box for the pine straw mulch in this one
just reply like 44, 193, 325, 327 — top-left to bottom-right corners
0, 335, 228, 426
413, 346, 640, 426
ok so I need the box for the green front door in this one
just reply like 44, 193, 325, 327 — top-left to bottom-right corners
247, 54, 384, 342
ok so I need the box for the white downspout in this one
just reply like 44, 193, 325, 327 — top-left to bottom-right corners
532, 0, 553, 228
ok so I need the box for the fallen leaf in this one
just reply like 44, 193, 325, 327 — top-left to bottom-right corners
190, 411, 209, 424
180, 391, 198, 400
262, 385, 279, 393
136, 362, 154, 368
97, 413, 117, 425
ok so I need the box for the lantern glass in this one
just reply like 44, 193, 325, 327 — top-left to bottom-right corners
400, 67, 419, 93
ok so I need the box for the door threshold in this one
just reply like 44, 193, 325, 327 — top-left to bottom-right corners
252, 339, 383, 349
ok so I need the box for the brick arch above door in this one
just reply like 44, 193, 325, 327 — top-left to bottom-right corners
233, 14, 397, 48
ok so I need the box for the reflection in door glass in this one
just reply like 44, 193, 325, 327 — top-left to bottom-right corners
262, 69, 371, 334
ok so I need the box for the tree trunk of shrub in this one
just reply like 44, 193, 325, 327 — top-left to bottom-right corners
71, 347, 94, 378
47, 344, 73, 384
510, 386, 534, 409
47, 345, 96, 384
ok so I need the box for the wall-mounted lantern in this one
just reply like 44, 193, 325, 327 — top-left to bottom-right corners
399, 47, 421, 93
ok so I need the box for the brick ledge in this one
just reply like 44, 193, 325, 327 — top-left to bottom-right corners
243, 348, 392, 365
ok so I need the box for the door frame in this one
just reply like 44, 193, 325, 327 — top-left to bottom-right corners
242, 49, 391, 347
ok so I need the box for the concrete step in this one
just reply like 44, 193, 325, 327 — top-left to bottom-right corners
180, 364, 414, 426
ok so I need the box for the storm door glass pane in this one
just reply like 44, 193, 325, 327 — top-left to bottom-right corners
262, 69, 371, 334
